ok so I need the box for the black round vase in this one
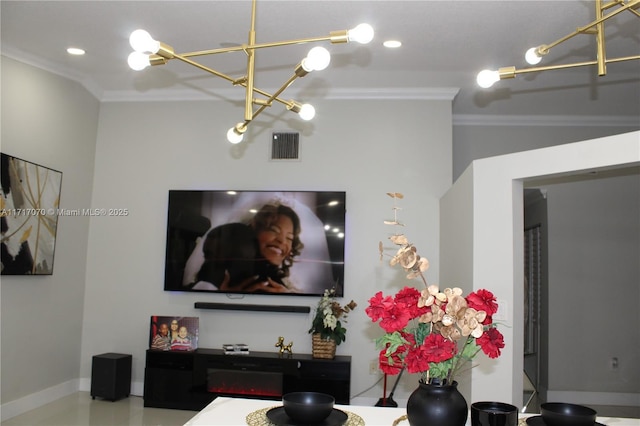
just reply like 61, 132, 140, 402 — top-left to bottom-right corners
406, 380, 468, 426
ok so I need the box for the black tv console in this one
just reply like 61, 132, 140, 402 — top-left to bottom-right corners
143, 349, 351, 411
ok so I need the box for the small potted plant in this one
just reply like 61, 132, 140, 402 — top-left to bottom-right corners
309, 288, 357, 359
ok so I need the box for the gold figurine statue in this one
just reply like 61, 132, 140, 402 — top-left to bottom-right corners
275, 336, 293, 354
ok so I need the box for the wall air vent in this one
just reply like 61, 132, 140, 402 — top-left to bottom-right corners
271, 132, 300, 160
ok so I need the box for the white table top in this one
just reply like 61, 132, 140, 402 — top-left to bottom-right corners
183, 396, 640, 426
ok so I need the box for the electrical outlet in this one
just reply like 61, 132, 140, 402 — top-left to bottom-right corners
369, 360, 379, 375
494, 299, 508, 321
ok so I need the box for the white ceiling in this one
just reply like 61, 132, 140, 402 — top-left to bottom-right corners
2, 0, 639, 119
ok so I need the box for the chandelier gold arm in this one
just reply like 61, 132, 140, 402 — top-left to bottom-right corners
243, 0, 260, 122
248, 71, 303, 122
172, 52, 298, 112
171, 53, 235, 84
480, 0, 640, 87
537, 0, 639, 55
129, 0, 374, 142
178, 34, 345, 59
498, 55, 640, 80
174, 30, 348, 59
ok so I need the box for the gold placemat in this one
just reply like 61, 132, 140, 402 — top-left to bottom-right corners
246, 406, 365, 426
391, 414, 407, 426
391, 414, 530, 426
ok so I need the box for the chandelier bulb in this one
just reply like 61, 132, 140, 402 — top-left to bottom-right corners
348, 23, 374, 44
129, 29, 160, 54
304, 47, 331, 72
476, 69, 500, 88
226, 124, 246, 144
127, 51, 151, 71
298, 104, 316, 121
525, 47, 543, 65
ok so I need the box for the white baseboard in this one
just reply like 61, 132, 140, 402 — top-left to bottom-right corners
78, 377, 91, 392
546, 390, 640, 407
1, 380, 80, 422
78, 377, 144, 396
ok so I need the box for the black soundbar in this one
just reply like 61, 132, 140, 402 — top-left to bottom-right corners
194, 302, 310, 313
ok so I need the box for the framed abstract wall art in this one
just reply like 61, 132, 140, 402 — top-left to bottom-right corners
1, 153, 63, 275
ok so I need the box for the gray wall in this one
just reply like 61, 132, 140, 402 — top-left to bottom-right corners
1, 57, 99, 403
544, 171, 640, 397
2, 55, 638, 417
453, 123, 640, 182
1, 55, 455, 413
523, 170, 640, 405
453, 122, 640, 405
79, 97, 453, 405
440, 133, 640, 405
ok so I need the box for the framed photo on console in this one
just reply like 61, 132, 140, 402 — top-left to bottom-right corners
149, 315, 199, 351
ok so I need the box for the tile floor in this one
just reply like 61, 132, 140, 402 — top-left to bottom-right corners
1, 392, 195, 426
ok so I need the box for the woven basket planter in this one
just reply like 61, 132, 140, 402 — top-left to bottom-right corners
312, 333, 336, 359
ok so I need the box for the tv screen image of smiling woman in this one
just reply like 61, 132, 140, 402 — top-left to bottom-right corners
163, 190, 346, 297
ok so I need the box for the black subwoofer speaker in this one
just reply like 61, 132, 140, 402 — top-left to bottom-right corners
90, 353, 132, 401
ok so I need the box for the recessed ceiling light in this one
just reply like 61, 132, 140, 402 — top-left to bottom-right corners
383, 40, 402, 48
67, 47, 85, 55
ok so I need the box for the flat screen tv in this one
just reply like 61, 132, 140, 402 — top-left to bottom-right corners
164, 190, 346, 296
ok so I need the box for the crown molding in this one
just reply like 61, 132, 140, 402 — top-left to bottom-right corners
1, 47, 106, 100
4, 51, 637, 129
2, 49, 459, 102
100, 87, 460, 103
454, 114, 640, 128
2, 46, 84, 82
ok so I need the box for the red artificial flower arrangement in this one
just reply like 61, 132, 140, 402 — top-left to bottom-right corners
366, 193, 505, 384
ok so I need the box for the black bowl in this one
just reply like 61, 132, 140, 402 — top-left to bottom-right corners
282, 392, 335, 424
540, 402, 597, 426
471, 401, 519, 426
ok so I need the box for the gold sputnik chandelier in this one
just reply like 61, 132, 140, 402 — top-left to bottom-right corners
477, 0, 640, 88
127, 0, 373, 143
